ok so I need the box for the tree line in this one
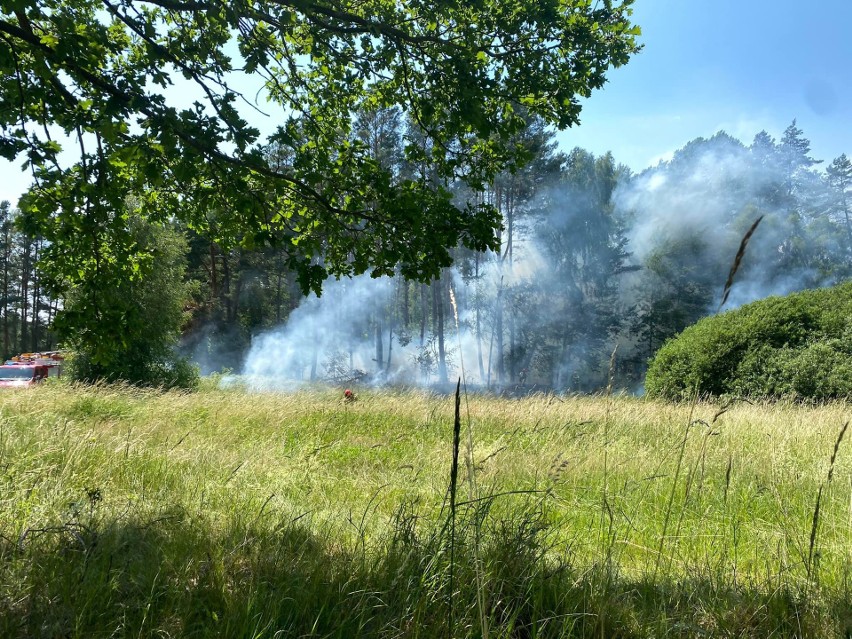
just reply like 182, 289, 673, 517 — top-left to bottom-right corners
0, 201, 56, 360
193, 116, 852, 390
5, 116, 850, 389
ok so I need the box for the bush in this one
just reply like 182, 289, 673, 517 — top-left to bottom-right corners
65, 351, 199, 390
645, 281, 852, 400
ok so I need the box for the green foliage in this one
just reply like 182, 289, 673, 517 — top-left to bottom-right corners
532, 148, 635, 388
0, 0, 641, 295
646, 281, 852, 400
630, 233, 717, 361
58, 216, 199, 389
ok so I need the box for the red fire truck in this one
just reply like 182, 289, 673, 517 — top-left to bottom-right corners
0, 352, 64, 388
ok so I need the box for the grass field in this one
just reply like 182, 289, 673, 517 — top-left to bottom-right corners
0, 380, 850, 637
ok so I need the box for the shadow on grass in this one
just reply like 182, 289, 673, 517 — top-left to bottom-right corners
0, 503, 847, 638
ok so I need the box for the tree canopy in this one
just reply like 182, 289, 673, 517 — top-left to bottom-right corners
0, 0, 640, 294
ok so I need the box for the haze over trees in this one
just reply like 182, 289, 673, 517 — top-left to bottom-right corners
230, 119, 852, 391
3, 114, 850, 391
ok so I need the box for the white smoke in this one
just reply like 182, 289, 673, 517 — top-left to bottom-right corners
226, 128, 849, 391
236, 241, 551, 391
240, 276, 396, 389
614, 131, 839, 310
617, 137, 757, 262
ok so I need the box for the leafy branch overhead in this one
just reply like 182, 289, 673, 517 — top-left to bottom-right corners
0, 0, 640, 293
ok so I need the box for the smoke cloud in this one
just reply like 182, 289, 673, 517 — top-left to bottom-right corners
616, 130, 841, 310
228, 128, 850, 392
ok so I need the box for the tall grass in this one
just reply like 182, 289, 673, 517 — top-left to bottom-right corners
0, 382, 849, 637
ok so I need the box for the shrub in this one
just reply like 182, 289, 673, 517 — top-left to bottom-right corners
645, 281, 852, 400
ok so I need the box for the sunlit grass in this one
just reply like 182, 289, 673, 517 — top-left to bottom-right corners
0, 381, 849, 637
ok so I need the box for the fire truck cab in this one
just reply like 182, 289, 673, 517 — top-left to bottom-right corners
0, 352, 63, 388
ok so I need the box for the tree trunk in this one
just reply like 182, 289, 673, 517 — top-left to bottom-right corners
555, 336, 569, 389
230, 272, 243, 325
433, 274, 448, 384
402, 279, 410, 327
495, 293, 504, 385
209, 242, 218, 302
509, 305, 516, 384
505, 179, 515, 382
486, 275, 504, 388
221, 248, 231, 322
19, 240, 30, 351
47, 299, 58, 330
506, 178, 515, 265
386, 321, 393, 373
474, 254, 485, 382
419, 283, 427, 346
310, 324, 318, 381
844, 202, 852, 256
2, 224, 10, 358
30, 241, 39, 352
275, 254, 284, 323
374, 314, 383, 374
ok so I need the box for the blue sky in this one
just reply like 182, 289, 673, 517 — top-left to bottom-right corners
2, 0, 851, 204
561, 0, 852, 171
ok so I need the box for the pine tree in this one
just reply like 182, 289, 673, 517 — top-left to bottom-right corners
826, 154, 852, 252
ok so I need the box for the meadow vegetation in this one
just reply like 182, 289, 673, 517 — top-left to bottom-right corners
0, 382, 850, 637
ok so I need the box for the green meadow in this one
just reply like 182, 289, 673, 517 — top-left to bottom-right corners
0, 381, 850, 638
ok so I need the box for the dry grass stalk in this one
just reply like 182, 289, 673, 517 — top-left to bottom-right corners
448, 378, 462, 638
449, 284, 488, 639
719, 215, 764, 311
827, 421, 849, 484
724, 454, 733, 503
807, 421, 849, 581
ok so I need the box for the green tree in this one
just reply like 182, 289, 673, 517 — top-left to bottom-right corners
55, 213, 198, 388
0, 202, 57, 358
629, 235, 715, 362
1, 0, 640, 291
534, 149, 633, 389
0, 202, 16, 358
0, 1, 639, 383
826, 154, 852, 253
779, 120, 822, 191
